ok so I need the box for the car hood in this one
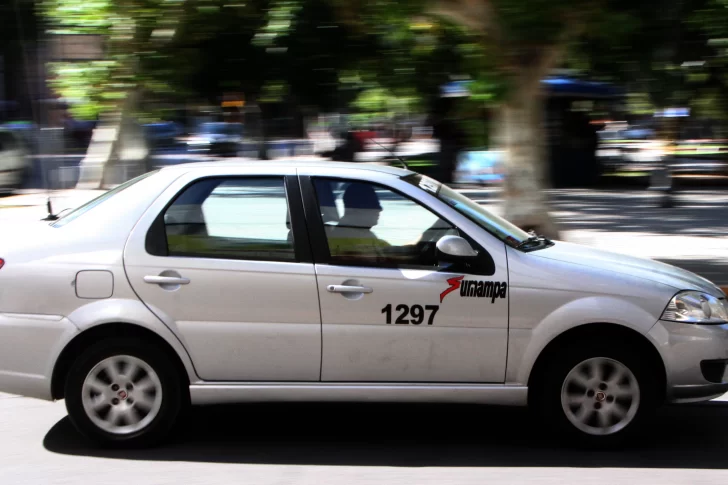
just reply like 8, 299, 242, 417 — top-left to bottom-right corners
532, 241, 725, 297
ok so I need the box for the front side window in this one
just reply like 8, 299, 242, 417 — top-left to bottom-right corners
313, 178, 458, 268
163, 177, 295, 261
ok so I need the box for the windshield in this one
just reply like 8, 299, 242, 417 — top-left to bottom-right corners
51, 170, 159, 228
402, 173, 531, 248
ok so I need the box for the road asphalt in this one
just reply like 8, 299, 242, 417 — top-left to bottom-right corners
2, 392, 728, 485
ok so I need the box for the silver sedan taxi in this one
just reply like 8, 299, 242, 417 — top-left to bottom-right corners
0, 160, 726, 448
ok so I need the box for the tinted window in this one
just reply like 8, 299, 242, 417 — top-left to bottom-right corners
164, 177, 295, 261
313, 178, 457, 268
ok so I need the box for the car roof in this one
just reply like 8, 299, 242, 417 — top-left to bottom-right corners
159, 158, 413, 177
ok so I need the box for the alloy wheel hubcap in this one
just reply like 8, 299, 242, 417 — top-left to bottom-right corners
81, 355, 163, 435
561, 357, 640, 436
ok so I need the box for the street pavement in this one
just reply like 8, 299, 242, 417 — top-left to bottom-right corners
2, 392, 728, 484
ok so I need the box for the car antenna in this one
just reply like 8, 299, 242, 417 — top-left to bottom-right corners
369, 138, 409, 170
42, 197, 59, 221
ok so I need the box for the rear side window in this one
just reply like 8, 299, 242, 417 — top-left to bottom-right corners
162, 177, 296, 262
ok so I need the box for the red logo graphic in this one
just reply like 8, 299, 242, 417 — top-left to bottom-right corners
440, 275, 464, 303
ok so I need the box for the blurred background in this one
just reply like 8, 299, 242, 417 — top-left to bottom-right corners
0, 0, 727, 278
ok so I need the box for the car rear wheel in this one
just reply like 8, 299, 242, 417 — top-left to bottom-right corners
64, 338, 183, 448
534, 342, 658, 448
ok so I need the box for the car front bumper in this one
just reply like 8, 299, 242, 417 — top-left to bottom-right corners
649, 320, 728, 403
0, 313, 78, 400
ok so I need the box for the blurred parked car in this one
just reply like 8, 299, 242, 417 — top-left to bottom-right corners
596, 122, 664, 175
0, 128, 30, 193
1, 121, 39, 154
668, 121, 728, 177
186, 122, 243, 157
143, 122, 183, 151
597, 119, 728, 179
453, 149, 505, 186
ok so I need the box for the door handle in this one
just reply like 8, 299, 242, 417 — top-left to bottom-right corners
144, 275, 191, 285
327, 285, 373, 294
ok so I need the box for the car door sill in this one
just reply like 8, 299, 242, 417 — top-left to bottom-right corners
189, 382, 528, 406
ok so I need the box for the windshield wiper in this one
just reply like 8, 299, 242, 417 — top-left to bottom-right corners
516, 233, 553, 251
516, 235, 540, 248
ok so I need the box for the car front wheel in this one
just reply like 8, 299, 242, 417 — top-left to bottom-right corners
64, 338, 183, 448
535, 342, 658, 448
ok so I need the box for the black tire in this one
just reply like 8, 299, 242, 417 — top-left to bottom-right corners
64, 338, 184, 448
532, 340, 659, 449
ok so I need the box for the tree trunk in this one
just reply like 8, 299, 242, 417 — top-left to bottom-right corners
74, 120, 118, 189
75, 89, 149, 189
495, 76, 559, 239
74, 1, 187, 189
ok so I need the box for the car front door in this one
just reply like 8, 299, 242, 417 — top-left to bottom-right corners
299, 169, 509, 383
124, 169, 321, 382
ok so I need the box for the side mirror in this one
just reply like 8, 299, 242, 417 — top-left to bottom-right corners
436, 235, 478, 262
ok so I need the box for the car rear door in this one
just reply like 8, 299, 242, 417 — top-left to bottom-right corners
123, 167, 322, 382
299, 167, 509, 383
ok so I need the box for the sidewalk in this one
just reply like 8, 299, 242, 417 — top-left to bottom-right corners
0, 189, 104, 225
0, 189, 104, 211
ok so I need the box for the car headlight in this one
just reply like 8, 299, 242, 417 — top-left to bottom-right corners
661, 291, 728, 324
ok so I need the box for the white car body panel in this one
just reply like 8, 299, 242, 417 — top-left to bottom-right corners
65, 298, 199, 384
297, 166, 510, 383
315, 264, 508, 383
0, 169, 200, 392
122, 166, 321, 382
123, 257, 322, 382
0, 313, 77, 399
188, 382, 528, 405
504, 244, 680, 385
0, 160, 725, 410
649, 320, 728, 399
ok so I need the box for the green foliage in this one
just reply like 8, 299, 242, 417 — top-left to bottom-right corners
49, 62, 114, 119
38, 0, 728, 136
42, 0, 188, 120
42, 0, 113, 34
40, 0, 501, 122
